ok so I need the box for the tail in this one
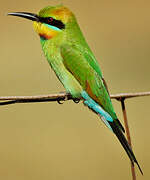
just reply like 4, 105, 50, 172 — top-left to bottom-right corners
110, 121, 143, 175
81, 91, 143, 174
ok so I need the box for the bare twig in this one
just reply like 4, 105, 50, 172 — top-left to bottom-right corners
120, 98, 136, 180
111, 91, 150, 100
0, 91, 150, 106
0, 92, 72, 106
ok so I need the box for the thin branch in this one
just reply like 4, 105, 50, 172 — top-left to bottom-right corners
0, 92, 70, 101
111, 91, 150, 100
120, 98, 136, 180
0, 92, 72, 106
0, 91, 150, 106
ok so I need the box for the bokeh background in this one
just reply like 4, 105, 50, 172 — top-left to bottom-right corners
0, 0, 150, 179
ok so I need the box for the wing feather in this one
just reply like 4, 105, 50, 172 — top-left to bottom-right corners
61, 44, 116, 118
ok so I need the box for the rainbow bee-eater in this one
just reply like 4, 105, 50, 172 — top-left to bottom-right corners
8, 5, 142, 174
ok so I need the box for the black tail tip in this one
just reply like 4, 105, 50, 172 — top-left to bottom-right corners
137, 163, 143, 175
134, 161, 143, 175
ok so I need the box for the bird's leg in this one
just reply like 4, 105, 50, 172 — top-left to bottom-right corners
56, 92, 80, 104
57, 91, 69, 104
73, 98, 80, 103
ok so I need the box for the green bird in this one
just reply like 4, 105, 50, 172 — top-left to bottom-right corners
8, 5, 143, 174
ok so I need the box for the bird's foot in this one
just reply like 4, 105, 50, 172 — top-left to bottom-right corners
57, 92, 69, 104
73, 98, 80, 103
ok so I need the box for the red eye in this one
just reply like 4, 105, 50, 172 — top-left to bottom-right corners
48, 17, 53, 22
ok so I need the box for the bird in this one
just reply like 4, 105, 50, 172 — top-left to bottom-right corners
8, 5, 143, 174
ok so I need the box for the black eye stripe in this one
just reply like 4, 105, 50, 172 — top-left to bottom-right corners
39, 17, 65, 30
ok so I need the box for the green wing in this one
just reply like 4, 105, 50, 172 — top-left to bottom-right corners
61, 44, 116, 119
61, 44, 125, 132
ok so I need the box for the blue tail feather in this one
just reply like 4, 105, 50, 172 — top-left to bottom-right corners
81, 91, 113, 131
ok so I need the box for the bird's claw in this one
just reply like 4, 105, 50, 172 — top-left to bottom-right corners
73, 98, 80, 103
57, 100, 64, 104
57, 93, 68, 104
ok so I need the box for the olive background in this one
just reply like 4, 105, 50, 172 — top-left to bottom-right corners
0, 0, 150, 179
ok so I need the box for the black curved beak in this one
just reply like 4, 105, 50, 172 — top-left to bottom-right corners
7, 12, 39, 22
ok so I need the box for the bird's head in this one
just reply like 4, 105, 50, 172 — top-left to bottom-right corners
8, 5, 74, 40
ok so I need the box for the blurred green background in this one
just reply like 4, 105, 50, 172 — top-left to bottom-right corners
0, 0, 150, 179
